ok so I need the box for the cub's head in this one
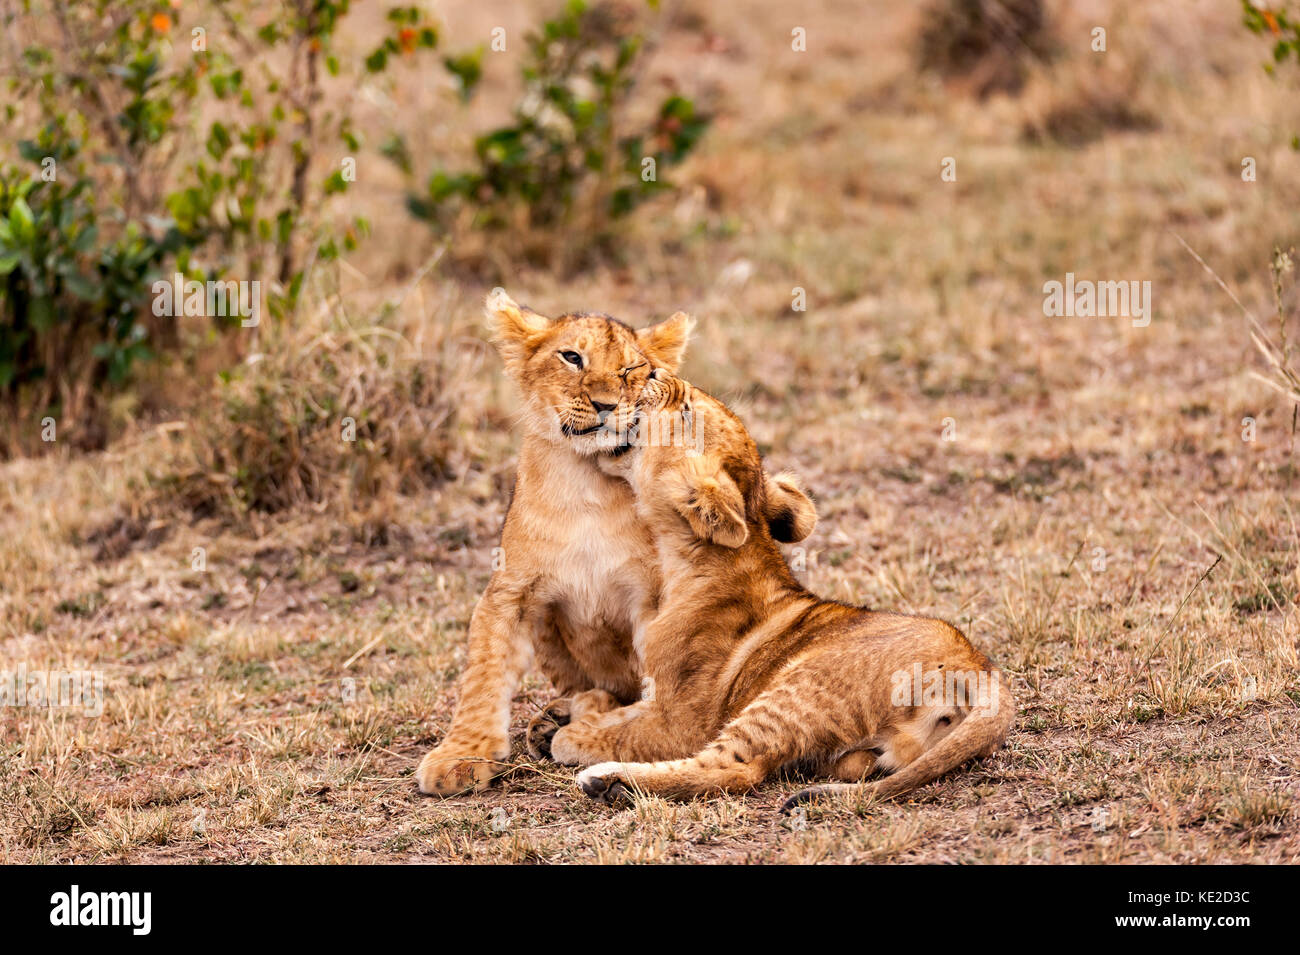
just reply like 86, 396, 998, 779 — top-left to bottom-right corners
487, 289, 692, 457
631, 370, 817, 548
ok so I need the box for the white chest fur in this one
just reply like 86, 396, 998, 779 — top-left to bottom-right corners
510, 443, 659, 641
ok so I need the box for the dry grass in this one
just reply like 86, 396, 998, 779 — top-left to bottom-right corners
1, 0, 1298, 863
137, 260, 486, 539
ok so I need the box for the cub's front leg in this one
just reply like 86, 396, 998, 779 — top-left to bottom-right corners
416, 584, 536, 796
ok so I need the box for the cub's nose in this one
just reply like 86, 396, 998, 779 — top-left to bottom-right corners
589, 398, 618, 417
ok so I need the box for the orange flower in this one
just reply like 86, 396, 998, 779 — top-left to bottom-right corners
1262, 9, 1281, 35
398, 27, 416, 54
150, 11, 171, 33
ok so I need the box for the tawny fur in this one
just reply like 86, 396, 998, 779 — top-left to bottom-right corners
415, 293, 815, 796
556, 372, 1015, 807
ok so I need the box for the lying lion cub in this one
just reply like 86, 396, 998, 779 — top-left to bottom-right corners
552, 371, 1014, 807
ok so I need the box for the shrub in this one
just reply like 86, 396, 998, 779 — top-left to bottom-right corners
1243, 1, 1300, 148
149, 279, 476, 537
407, 0, 709, 273
0, 138, 180, 452
1019, 71, 1158, 148
916, 0, 1052, 98
0, 0, 442, 451
1243, 1, 1300, 70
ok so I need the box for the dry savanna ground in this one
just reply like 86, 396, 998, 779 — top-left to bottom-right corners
2, 0, 1299, 863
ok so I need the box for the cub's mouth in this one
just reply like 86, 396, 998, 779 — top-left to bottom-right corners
560, 421, 607, 437
559, 416, 635, 458
560, 407, 635, 439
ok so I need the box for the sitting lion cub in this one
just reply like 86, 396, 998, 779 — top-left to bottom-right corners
416, 292, 816, 796
553, 371, 1014, 807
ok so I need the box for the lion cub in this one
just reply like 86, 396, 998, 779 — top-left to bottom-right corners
416, 292, 816, 796
557, 371, 1014, 807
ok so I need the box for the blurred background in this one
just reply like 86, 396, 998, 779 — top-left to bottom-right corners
1, 1, 1297, 862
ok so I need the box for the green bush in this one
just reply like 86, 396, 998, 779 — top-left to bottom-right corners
0, 147, 172, 391
407, 0, 709, 271
1243, 1, 1300, 149
0, 0, 708, 453
0, 0, 441, 450
1243, 1, 1300, 67
0, 136, 180, 451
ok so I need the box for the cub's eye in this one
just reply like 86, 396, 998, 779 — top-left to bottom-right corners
559, 351, 583, 369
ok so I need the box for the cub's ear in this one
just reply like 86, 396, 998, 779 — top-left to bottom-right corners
763, 470, 817, 543
637, 311, 694, 372
487, 289, 552, 373
670, 458, 748, 549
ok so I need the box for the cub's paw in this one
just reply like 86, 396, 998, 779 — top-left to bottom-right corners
577, 762, 635, 807
526, 697, 573, 760
778, 787, 819, 814
638, 370, 687, 409
778, 783, 853, 814
415, 747, 506, 796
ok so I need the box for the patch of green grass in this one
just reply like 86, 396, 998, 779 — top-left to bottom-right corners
1233, 581, 1291, 616
54, 591, 105, 618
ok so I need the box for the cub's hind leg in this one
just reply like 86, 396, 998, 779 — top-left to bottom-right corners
576, 727, 781, 804
576, 677, 858, 802
781, 667, 1015, 812
829, 748, 879, 781
550, 701, 703, 766
526, 689, 620, 759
